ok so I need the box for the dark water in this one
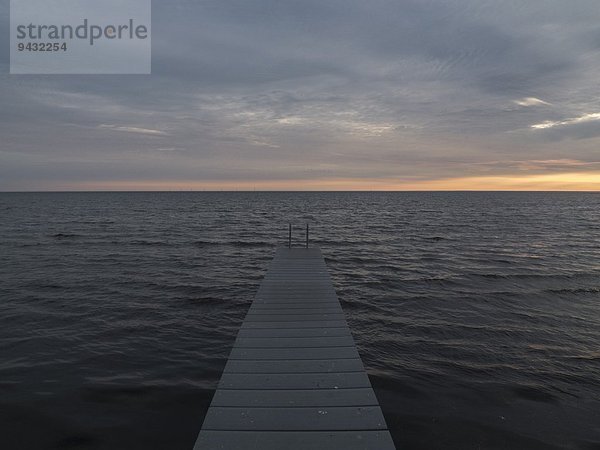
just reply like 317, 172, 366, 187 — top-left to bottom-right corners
1, 192, 599, 450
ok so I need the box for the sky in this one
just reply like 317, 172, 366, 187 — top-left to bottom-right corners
1, 0, 600, 191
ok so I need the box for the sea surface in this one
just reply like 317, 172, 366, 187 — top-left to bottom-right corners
1, 192, 599, 450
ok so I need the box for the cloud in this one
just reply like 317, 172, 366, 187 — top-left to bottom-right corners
98, 125, 169, 136
474, 159, 600, 172
514, 97, 552, 107
531, 112, 600, 130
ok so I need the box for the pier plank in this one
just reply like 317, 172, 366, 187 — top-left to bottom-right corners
195, 431, 395, 450
223, 358, 364, 374
233, 336, 355, 348
210, 388, 379, 407
217, 372, 371, 390
235, 328, 351, 338
202, 406, 388, 431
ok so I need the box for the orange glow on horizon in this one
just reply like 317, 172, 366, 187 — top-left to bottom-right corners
42, 172, 600, 192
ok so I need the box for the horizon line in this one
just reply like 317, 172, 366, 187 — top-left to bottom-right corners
2, 189, 599, 193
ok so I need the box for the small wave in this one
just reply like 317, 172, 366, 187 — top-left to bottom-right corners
34, 283, 66, 290
130, 240, 170, 247
193, 240, 219, 247
184, 296, 227, 306
548, 287, 600, 295
566, 353, 600, 361
312, 239, 384, 247
230, 240, 272, 248
193, 240, 272, 248
55, 435, 97, 448
52, 233, 81, 239
397, 277, 464, 288
369, 373, 429, 399
473, 273, 595, 281
512, 385, 558, 403
81, 385, 155, 404
339, 256, 377, 264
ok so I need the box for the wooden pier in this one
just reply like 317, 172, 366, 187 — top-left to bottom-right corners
194, 247, 396, 450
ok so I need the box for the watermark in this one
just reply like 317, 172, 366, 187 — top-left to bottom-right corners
10, 0, 151, 74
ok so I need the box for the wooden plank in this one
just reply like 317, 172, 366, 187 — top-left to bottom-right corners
241, 320, 349, 329
254, 293, 338, 298
235, 328, 351, 338
249, 304, 342, 310
218, 372, 370, 390
223, 359, 364, 374
210, 388, 379, 407
234, 336, 355, 348
247, 307, 342, 313
251, 300, 340, 306
202, 406, 388, 431
228, 347, 360, 360
243, 313, 347, 322
194, 431, 395, 450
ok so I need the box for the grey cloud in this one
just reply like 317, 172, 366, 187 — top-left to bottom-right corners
532, 120, 600, 142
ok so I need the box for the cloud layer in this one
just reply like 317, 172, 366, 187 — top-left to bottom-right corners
1, 0, 600, 190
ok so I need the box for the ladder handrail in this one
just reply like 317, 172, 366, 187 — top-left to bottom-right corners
287, 223, 310, 248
